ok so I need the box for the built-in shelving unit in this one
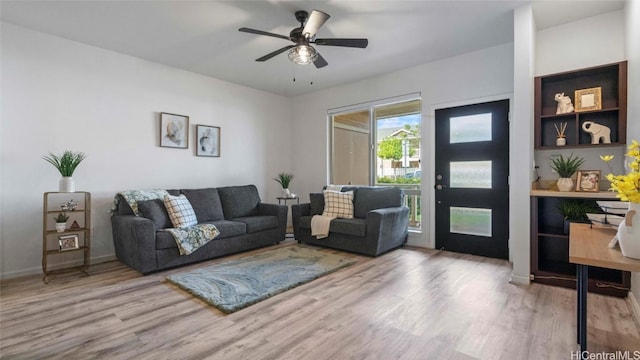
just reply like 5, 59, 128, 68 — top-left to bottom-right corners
534, 61, 627, 149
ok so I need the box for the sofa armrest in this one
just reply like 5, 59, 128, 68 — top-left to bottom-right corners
292, 203, 310, 239
258, 202, 288, 239
366, 206, 409, 253
111, 215, 157, 274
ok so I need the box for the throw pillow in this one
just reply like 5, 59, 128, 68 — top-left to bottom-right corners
163, 194, 198, 228
138, 199, 172, 229
322, 190, 354, 219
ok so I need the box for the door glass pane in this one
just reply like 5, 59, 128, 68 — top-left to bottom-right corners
450, 207, 492, 237
450, 113, 492, 143
450, 161, 492, 189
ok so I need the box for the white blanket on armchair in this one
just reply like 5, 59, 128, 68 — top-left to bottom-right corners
311, 215, 336, 239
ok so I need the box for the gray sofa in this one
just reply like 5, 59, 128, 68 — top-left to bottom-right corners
292, 186, 409, 256
111, 185, 287, 274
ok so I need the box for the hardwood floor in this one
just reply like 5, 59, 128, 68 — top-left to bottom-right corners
1, 242, 639, 359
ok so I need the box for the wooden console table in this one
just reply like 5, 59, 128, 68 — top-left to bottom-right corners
569, 223, 640, 353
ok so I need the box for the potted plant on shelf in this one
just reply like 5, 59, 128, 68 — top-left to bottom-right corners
43, 150, 86, 193
54, 212, 69, 233
550, 153, 585, 192
273, 172, 295, 198
557, 199, 599, 234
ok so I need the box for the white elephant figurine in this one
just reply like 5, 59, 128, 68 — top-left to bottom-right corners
554, 93, 574, 114
581, 121, 611, 144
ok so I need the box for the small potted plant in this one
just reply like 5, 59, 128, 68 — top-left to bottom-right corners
54, 212, 70, 233
273, 173, 294, 198
550, 153, 585, 192
43, 150, 86, 193
557, 199, 599, 234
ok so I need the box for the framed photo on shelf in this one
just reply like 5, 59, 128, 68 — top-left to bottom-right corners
160, 112, 189, 149
195, 125, 220, 157
574, 87, 602, 112
58, 235, 79, 251
575, 170, 601, 192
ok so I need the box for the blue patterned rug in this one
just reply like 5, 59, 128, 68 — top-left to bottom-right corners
166, 246, 357, 314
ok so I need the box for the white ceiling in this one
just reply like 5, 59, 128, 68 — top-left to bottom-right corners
0, 0, 625, 97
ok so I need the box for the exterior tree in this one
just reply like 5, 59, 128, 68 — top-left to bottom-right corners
377, 137, 403, 176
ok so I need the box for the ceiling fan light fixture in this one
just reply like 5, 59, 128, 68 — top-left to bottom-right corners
288, 45, 317, 65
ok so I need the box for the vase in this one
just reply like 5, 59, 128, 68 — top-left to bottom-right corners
557, 177, 574, 192
556, 137, 566, 146
56, 222, 66, 233
59, 177, 75, 192
282, 188, 291, 198
616, 202, 640, 259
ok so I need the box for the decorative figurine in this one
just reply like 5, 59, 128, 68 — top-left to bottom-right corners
554, 93, 575, 114
582, 121, 611, 144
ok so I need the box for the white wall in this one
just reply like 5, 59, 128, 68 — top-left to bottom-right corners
291, 42, 514, 250
624, 0, 640, 311
0, 23, 292, 278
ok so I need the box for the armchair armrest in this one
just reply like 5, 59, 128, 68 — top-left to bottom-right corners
366, 206, 409, 254
292, 203, 311, 240
258, 203, 288, 237
111, 215, 157, 274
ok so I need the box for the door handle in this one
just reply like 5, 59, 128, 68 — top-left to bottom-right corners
435, 184, 447, 190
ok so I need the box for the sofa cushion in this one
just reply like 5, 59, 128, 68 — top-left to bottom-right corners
322, 190, 354, 219
218, 185, 261, 219
298, 216, 366, 237
309, 193, 325, 216
232, 216, 279, 234
138, 199, 171, 229
198, 220, 247, 240
354, 187, 403, 219
181, 188, 224, 222
164, 194, 198, 228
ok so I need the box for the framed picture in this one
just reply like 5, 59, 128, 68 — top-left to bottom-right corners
574, 87, 602, 112
160, 112, 189, 148
58, 235, 79, 251
196, 125, 220, 157
575, 170, 601, 192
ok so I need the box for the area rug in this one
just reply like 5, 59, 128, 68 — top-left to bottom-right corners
166, 246, 356, 314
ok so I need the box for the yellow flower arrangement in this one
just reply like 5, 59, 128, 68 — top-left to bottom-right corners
601, 140, 640, 203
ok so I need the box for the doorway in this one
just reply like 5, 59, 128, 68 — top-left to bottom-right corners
434, 99, 509, 259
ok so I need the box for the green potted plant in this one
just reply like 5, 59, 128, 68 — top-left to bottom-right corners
43, 150, 86, 193
273, 172, 294, 197
557, 199, 599, 234
54, 212, 70, 233
550, 153, 585, 192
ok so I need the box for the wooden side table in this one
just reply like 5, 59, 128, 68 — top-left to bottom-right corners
569, 223, 640, 353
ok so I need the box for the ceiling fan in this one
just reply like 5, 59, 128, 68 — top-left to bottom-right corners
239, 10, 368, 68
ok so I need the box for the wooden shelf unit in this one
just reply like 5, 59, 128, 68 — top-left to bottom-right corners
42, 191, 91, 284
534, 61, 627, 150
530, 191, 630, 297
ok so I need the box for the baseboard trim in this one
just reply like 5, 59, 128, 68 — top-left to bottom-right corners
509, 273, 531, 285
628, 291, 640, 328
0, 255, 116, 281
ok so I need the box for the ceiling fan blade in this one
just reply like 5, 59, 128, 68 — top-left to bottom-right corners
256, 45, 296, 62
314, 38, 368, 48
314, 52, 328, 68
302, 10, 330, 38
239, 27, 290, 41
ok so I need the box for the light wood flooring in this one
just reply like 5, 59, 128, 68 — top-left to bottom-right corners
1, 242, 639, 359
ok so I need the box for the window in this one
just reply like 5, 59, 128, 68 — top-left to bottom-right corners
330, 96, 422, 230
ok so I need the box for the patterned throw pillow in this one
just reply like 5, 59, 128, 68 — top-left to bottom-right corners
322, 190, 354, 219
164, 195, 198, 228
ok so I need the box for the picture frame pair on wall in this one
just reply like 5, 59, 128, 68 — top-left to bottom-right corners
159, 112, 220, 157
